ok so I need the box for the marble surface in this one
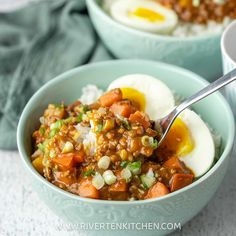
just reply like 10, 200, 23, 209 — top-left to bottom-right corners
0, 142, 236, 236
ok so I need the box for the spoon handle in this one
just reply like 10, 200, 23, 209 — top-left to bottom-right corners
158, 68, 236, 146
176, 68, 236, 115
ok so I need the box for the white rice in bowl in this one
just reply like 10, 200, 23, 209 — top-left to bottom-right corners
102, 0, 232, 37
79, 84, 103, 104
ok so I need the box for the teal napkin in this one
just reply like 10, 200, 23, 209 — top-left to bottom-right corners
0, 0, 113, 150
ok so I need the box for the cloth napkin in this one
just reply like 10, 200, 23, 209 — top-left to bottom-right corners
0, 0, 113, 150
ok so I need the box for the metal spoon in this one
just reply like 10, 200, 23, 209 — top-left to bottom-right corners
156, 68, 236, 146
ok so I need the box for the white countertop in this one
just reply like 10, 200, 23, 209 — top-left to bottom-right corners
0, 143, 236, 236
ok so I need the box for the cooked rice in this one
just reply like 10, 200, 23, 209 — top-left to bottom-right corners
172, 17, 231, 37
79, 84, 103, 104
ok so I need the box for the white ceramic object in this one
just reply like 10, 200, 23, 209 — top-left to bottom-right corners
221, 20, 236, 116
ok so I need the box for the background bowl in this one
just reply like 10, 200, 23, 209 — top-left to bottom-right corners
17, 60, 234, 236
86, 0, 223, 81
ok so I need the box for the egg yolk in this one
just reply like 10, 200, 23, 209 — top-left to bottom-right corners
129, 7, 165, 22
160, 118, 194, 156
120, 87, 146, 111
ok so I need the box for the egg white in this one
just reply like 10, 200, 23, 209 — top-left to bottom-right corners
108, 74, 175, 120
178, 109, 215, 177
109, 0, 178, 34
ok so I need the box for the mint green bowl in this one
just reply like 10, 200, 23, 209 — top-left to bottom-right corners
86, 0, 223, 81
17, 60, 234, 236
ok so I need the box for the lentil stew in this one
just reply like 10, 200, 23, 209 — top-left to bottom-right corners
31, 88, 194, 200
157, 0, 236, 24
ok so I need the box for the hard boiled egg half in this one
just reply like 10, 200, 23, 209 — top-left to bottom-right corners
160, 109, 215, 177
109, 0, 178, 34
108, 74, 175, 120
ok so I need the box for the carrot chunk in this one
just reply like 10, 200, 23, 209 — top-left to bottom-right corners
109, 179, 128, 200
53, 153, 74, 170
163, 156, 185, 171
53, 151, 84, 170
54, 170, 76, 186
109, 179, 127, 192
73, 150, 85, 163
78, 178, 99, 199
99, 88, 122, 107
170, 173, 194, 192
110, 100, 136, 118
145, 182, 170, 199
129, 111, 151, 129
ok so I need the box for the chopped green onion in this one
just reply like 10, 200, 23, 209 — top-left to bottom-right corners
96, 123, 103, 133
55, 120, 64, 128
98, 156, 110, 170
64, 117, 72, 123
116, 114, 131, 130
76, 112, 83, 123
123, 119, 131, 130
39, 127, 45, 136
121, 168, 132, 182
151, 139, 158, 149
142, 181, 149, 189
49, 128, 59, 138
120, 160, 129, 168
83, 105, 90, 113
141, 136, 151, 146
50, 120, 64, 130
86, 111, 91, 116
79, 105, 90, 114
127, 161, 141, 175
103, 170, 117, 185
141, 174, 155, 189
83, 169, 95, 177
141, 136, 158, 149
37, 143, 45, 152
92, 173, 105, 190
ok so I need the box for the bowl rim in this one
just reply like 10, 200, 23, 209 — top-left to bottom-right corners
86, 0, 222, 42
17, 59, 235, 205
